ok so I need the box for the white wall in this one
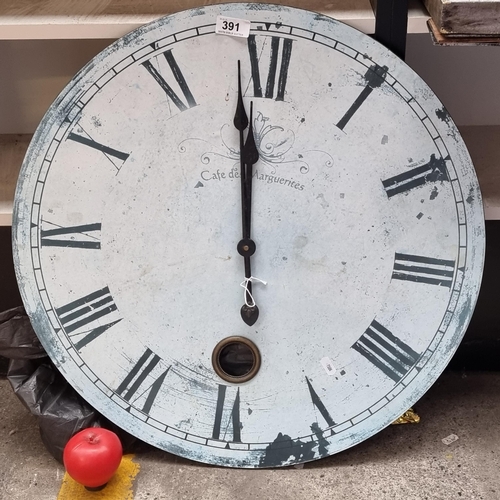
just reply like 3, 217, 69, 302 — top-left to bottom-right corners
0, 39, 109, 134
406, 34, 500, 127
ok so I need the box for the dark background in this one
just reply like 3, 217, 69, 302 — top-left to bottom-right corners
1, 223, 499, 371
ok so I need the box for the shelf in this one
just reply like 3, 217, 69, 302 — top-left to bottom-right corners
0, 0, 429, 40
0, 135, 29, 226
1, 126, 498, 226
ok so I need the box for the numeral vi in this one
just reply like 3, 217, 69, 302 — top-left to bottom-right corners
212, 385, 241, 444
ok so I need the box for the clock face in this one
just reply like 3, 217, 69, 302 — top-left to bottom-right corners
13, 4, 484, 468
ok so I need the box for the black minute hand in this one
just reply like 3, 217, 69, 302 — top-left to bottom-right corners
234, 61, 260, 326
242, 102, 259, 240
234, 61, 249, 238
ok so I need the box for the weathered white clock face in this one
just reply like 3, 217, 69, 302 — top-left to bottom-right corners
14, 4, 484, 467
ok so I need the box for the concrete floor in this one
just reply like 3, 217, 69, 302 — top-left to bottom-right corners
0, 371, 499, 500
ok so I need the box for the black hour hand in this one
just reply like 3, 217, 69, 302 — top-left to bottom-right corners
238, 103, 260, 326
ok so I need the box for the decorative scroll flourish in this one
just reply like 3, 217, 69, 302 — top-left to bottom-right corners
179, 111, 333, 175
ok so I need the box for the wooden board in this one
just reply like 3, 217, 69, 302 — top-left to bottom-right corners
428, 19, 500, 46
0, 0, 429, 39
424, 0, 500, 36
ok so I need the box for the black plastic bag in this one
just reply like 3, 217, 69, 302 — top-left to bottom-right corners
0, 306, 137, 462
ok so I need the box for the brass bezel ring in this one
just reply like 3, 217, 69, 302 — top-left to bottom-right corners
212, 336, 261, 384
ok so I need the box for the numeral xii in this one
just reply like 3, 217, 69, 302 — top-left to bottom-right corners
247, 35, 293, 101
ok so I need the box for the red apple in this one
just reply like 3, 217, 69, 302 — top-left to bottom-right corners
63, 427, 123, 489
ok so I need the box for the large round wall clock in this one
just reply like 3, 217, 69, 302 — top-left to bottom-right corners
13, 3, 484, 468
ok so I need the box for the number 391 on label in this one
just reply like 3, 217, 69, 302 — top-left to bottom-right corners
215, 16, 251, 38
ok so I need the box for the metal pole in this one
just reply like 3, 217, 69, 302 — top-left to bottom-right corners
373, 0, 409, 60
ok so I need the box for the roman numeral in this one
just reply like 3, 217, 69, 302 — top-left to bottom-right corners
336, 64, 388, 131
142, 49, 196, 112
41, 222, 101, 249
247, 35, 293, 101
352, 320, 420, 383
392, 253, 455, 288
116, 348, 170, 414
55, 286, 121, 350
212, 385, 241, 444
306, 377, 335, 427
382, 154, 449, 198
67, 131, 130, 172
